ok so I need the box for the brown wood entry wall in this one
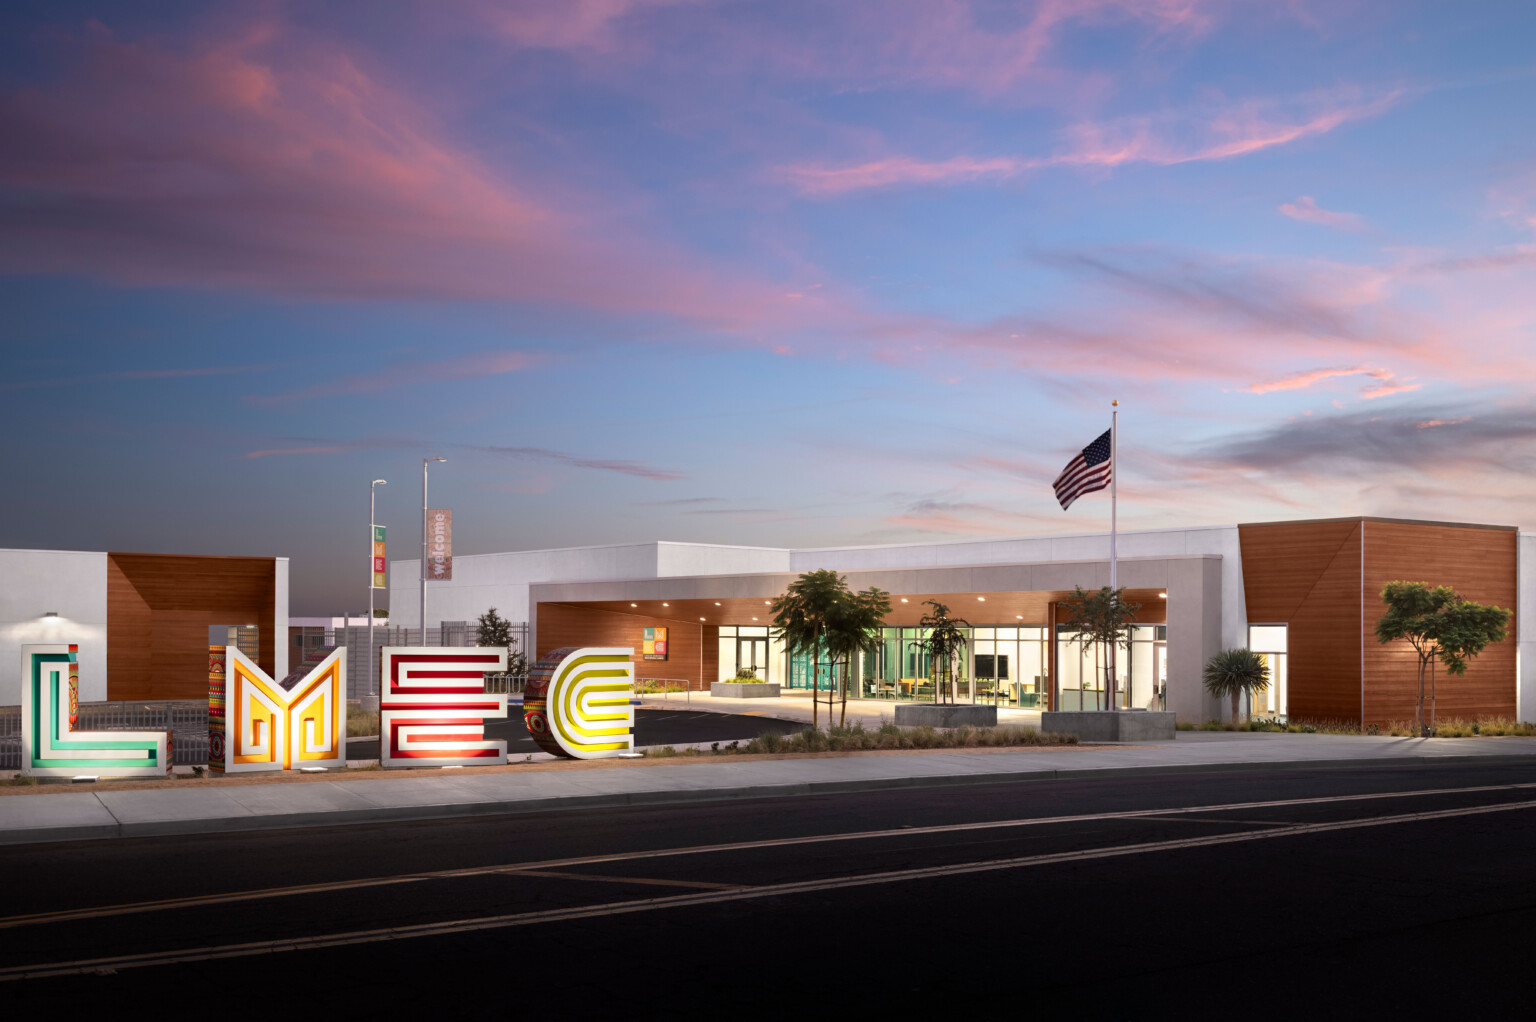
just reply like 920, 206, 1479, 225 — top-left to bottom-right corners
107, 553, 277, 701
536, 603, 712, 691
1239, 518, 1517, 725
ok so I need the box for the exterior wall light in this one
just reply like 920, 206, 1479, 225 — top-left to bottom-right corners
43, 611, 58, 617
1159, 592, 1167, 599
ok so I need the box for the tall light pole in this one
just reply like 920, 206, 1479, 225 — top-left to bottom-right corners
421, 456, 446, 641
367, 478, 386, 707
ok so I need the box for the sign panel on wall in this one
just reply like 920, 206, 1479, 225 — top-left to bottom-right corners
207, 645, 347, 773
426, 508, 452, 580
21, 644, 171, 777
379, 646, 507, 767
642, 626, 668, 661
372, 524, 387, 588
524, 646, 635, 759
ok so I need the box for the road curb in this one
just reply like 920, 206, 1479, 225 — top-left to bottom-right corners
3, 750, 1535, 847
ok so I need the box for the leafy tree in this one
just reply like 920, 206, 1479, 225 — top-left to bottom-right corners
475, 607, 527, 676
1375, 581, 1511, 735
1203, 648, 1269, 724
772, 570, 891, 728
771, 570, 844, 729
823, 584, 892, 726
1060, 586, 1139, 710
915, 601, 971, 704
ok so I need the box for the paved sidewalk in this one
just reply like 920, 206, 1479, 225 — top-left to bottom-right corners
4, 730, 1536, 847
638, 690, 1046, 729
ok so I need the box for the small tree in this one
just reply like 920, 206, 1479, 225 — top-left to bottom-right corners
475, 607, 527, 676
915, 601, 971, 704
822, 585, 892, 726
1203, 648, 1269, 725
1060, 586, 1139, 710
771, 570, 847, 729
1375, 581, 1511, 735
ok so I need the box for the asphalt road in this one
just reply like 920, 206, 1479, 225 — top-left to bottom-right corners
4, 761, 1536, 1016
345, 706, 804, 760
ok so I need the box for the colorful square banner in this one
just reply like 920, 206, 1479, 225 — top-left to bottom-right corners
372, 524, 386, 589
642, 626, 668, 661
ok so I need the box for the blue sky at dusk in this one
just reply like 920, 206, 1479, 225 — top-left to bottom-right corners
2, 1, 1534, 613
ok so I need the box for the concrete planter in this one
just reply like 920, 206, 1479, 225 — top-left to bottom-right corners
1040, 710, 1176, 742
894, 703, 998, 728
710, 682, 781, 699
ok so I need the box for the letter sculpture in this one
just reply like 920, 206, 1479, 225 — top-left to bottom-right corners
21, 644, 170, 777
207, 645, 347, 773
379, 646, 509, 767
523, 646, 635, 759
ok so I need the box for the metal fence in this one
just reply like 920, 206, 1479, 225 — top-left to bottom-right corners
0, 701, 210, 769
295, 620, 530, 700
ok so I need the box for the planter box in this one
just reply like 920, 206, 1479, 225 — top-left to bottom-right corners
710, 682, 781, 699
1040, 710, 1176, 743
894, 704, 998, 728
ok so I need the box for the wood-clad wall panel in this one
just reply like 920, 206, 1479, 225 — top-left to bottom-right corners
106, 557, 152, 698
536, 603, 706, 690
106, 553, 276, 701
1240, 521, 1363, 722
1362, 522, 1516, 722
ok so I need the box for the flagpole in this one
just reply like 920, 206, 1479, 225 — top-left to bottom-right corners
1110, 399, 1118, 710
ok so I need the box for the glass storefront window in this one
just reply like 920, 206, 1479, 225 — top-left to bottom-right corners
1247, 624, 1288, 718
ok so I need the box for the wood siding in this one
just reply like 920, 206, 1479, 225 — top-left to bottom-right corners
106, 553, 276, 700
1362, 521, 1517, 722
1239, 521, 1363, 722
536, 603, 708, 690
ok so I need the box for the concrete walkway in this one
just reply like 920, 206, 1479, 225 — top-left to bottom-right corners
638, 690, 1047, 729
4, 728, 1536, 847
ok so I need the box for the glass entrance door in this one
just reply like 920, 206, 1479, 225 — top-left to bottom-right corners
738, 637, 769, 681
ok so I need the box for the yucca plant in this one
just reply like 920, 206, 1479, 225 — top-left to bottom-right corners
1202, 648, 1269, 725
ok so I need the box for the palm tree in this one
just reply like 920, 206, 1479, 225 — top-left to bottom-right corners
1202, 648, 1269, 725
916, 601, 971, 704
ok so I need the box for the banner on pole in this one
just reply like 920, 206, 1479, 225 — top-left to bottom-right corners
427, 508, 452, 580
372, 524, 387, 588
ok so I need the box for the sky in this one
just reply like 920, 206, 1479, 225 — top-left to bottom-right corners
2, 0, 1534, 614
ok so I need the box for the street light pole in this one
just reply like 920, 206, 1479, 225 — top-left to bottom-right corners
368, 478, 386, 707
420, 456, 446, 642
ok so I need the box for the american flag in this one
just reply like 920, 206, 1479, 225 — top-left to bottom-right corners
1053, 429, 1112, 510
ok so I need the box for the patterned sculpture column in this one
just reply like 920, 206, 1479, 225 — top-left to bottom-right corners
524, 646, 635, 759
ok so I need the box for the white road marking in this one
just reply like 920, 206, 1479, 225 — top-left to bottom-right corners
3, 780, 1534, 932
3, 796, 1534, 981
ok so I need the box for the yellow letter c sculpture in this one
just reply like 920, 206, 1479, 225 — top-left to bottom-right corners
524, 646, 635, 758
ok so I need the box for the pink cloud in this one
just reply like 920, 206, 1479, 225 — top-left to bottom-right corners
247, 350, 538, 405
1246, 366, 1378, 394
1279, 196, 1366, 231
0, 362, 272, 392
0, 23, 823, 333
1417, 417, 1469, 429
782, 91, 1399, 195
1360, 380, 1421, 400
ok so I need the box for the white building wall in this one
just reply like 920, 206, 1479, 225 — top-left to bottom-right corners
655, 542, 791, 578
1519, 533, 1536, 723
0, 549, 108, 705
274, 557, 289, 680
797, 526, 1249, 649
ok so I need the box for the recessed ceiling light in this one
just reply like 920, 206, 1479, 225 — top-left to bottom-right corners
752, 617, 758, 621
714, 602, 721, 606
1016, 615, 1023, 620
699, 617, 706, 621
663, 602, 669, 607
900, 598, 909, 603
1159, 592, 1167, 599
630, 603, 637, 607
977, 597, 985, 602
764, 601, 771, 605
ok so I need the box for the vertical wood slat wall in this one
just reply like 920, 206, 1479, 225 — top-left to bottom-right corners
105, 553, 277, 701
1361, 521, 1516, 722
1240, 519, 1518, 725
535, 603, 708, 689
